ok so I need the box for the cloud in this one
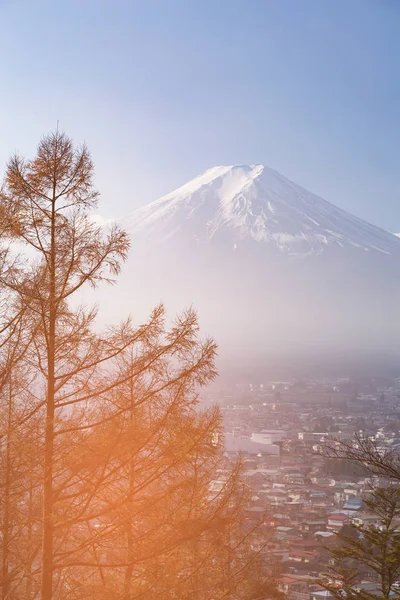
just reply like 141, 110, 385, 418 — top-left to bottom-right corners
90, 214, 114, 227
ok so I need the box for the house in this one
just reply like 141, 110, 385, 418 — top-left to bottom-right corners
289, 550, 314, 565
301, 520, 326, 534
264, 548, 289, 564
352, 513, 380, 528
310, 491, 328, 505
265, 490, 289, 507
278, 577, 311, 600
289, 539, 322, 553
276, 526, 295, 539
286, 501, 304, 515
353, 582, 400, 598
343, 497, 363, 511
314, 531, 334, 540
327, 514, 351, 532
285, 473, 306, 485
334, 484, 358, 504
310, 590, 334, 600
225, 434, 280, 456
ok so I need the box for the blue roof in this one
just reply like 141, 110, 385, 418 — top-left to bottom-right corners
343, 499, 363, 510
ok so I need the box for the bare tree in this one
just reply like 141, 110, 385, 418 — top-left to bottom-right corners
0, 131, 279, 600
0, 131, 130, 599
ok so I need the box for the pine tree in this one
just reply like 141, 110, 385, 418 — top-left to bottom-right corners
322, 435, 400, 600
322, 486, 400, 600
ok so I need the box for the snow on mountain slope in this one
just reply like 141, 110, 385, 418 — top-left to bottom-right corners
124, 164, 400, 257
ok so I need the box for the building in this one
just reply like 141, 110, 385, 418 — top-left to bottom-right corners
327, 514, 351, 532
278, 578, 311, 600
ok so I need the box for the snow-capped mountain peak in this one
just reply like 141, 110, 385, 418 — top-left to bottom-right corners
125, 164, 400, 257
102, 164, 400, 359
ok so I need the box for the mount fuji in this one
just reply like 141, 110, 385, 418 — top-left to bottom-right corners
124, 164, 400, 257
103, 165, 400, 363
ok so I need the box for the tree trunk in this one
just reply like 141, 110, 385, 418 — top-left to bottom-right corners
26, 460, 34, 600
124, 367, 135, 598
2, 379, 12, 600
41, 365, 55, 600
41, 195, 56, 600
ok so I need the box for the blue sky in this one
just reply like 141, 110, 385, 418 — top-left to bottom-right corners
1, 0, 399, 230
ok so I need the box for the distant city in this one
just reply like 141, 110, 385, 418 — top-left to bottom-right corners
204, 373, 400, 599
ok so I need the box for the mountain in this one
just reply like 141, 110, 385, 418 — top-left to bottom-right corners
124, 164, 400, 258
102, 165, 400, 366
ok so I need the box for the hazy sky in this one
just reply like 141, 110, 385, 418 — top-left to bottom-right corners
1, 0, 400, 230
